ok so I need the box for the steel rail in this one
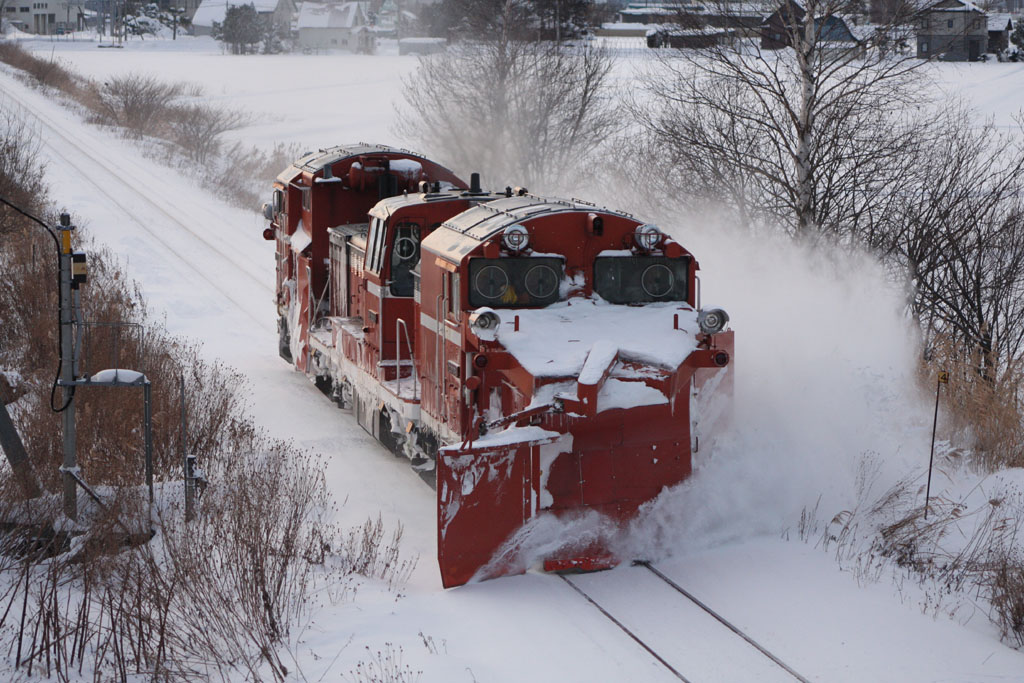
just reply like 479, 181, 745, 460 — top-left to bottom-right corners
0, 76, 273, 327
559, 574, 691, 683
637, 561, 812, 683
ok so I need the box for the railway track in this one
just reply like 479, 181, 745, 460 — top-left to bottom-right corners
0, 69, 274, 329
561, 562, 812, 683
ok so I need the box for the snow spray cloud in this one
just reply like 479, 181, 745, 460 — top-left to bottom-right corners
615, 220, 935, 561
471, 218, 934, 573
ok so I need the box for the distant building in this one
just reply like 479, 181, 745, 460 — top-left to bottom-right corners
398, 36, 445, 55
916, 0, 988, 61
191, 0, 296, 37
760, 1, 864, 55
987, 13, 1014, 54
4, 0, 86, 34
296, 1, 372, 51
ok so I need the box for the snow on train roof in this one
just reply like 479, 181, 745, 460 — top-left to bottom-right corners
493, 298, 700, 378
424, 195, 637, 261
369, 188, 504, 218
295, 143, 430, 174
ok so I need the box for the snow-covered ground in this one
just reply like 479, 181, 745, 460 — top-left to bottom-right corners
4, 34, 1024, 680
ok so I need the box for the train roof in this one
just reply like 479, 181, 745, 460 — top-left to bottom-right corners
369, 188, 507, 219
276, 143, 440, 184
424, 195, 638, 261
295, 143, 434, 174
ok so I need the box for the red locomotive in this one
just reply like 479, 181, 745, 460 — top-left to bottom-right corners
264, 144, 733, 587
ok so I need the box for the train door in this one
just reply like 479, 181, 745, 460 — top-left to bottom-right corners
383, 220, 422, 383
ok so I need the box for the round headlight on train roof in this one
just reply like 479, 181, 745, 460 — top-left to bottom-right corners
635, 223, 663, 251
697, 308, 730, 335
502, 225, 529, 253
469, 307, 501, 341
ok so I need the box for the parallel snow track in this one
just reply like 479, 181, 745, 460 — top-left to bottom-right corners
0, 71, 273, 328
562, 562, 812, 683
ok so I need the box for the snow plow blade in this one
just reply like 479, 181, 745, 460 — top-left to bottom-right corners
436, 429, 559, 588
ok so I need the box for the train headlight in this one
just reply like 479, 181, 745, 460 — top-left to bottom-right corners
469, 307, 500, 341
503, 225, 529, 253
697, 308, 729, 335
635, 223, 662, 251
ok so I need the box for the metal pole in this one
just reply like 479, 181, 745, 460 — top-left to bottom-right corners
59, 221, 77, 521
180, 375, 195, 522
144, 381, 153, 504
924, 372, 945, 520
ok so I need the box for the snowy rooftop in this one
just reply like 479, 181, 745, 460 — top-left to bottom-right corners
493, 297, 700, 378
988, 13, 1013, 30
192, 0, 283, 28
296, 1, 365, 30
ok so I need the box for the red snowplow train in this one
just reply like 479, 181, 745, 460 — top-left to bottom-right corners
263, 144, 733, 587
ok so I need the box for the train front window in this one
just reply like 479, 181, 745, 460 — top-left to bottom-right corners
468, 257, 564, 308
594, 255, 690, 304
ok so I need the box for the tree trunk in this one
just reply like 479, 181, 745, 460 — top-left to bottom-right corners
795, 5, 816, 235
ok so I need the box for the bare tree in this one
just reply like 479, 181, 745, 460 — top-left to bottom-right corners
633, 0, 927, 237
397, 8, 618, 191
876, 112, 1024, 379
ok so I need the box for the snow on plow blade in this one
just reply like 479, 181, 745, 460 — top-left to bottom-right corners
436, 330, 734, 588
437, 427, 558, 588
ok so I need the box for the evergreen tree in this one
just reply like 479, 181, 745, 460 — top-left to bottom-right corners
218, 3, 261, 54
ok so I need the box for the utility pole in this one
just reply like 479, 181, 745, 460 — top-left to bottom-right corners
58, 213, 79, 521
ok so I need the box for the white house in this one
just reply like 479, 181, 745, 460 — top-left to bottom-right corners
4, 0, 85, 34
296, 1, 372, 51
191, 0, 295, 36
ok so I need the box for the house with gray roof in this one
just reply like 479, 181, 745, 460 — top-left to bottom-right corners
916, 0, 988, 61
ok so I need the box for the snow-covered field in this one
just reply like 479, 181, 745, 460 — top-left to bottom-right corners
4, 34, 1024, 680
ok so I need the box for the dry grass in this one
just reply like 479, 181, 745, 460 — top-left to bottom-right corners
0, 42, 279, 210
923, 335, 1024, 471
813, 463, 1024, 648
0, 97, 413, 681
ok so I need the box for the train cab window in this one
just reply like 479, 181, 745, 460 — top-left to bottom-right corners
366, 217, 387, 273
594, 255, 690, 304
301, 187, 311, 212
468, 257, 564, 308
389, 222, 421, 297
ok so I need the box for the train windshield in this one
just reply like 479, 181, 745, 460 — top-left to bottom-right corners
468, 257, 564, 308
594, 255, 690, 304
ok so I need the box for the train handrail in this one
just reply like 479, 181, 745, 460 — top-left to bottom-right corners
395, 317, 418, 401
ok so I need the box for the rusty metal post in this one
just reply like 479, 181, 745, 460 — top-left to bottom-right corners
0, 401, 42, 499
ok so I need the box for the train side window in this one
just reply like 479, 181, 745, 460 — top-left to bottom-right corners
301, 187, 311, 212
446, 271, 461, 320
389, 222, 420, 297
366, 217, 388, 273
